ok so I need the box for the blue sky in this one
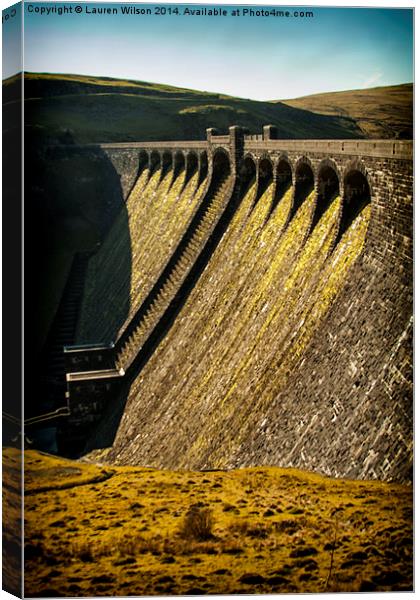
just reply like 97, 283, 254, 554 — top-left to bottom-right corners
2, 1, 22, 77
2, 1, 414, 99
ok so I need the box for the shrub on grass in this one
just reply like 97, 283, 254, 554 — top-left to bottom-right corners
179, 507, 214, 541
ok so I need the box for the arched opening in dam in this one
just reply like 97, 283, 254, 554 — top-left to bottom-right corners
150, 150, 161, 176
173, 150, 185, 182
239, 156, 257, 191
293, 160, 314, 217
185, 151, 198, 186
212, 149, 231, 182
198, 151, 208, 185
340, 169, 371, 238
137, 150, 149, 178
271, 158, 293, 215
312, 163, 340, 230
125, 150, 150, 202
207, 150, 231, 205
256, 158, 273, 206
237, 156, 258, 218
161, 151, 173, 179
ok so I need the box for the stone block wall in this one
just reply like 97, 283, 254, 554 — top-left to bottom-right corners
99, 147, 144, 201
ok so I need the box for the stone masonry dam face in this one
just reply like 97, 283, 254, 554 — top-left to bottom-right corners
64, 127, 413, 482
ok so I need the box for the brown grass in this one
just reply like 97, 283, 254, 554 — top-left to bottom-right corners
14, 448, 413, 597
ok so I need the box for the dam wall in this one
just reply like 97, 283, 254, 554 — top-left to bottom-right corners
62, 127, 412, 482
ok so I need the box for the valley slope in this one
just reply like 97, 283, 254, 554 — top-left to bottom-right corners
279, 83, 413, 139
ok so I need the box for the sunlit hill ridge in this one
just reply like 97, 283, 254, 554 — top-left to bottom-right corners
2, 71, 366, 143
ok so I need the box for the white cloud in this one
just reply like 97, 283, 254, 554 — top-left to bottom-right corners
361, 71, 383, 88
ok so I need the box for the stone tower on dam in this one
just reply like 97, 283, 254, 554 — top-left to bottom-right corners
49, 125, 412, 482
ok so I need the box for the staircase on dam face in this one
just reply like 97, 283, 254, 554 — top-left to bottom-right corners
116, 175, 232, 371
32, 254, 90, 429
61, 173, 234, 448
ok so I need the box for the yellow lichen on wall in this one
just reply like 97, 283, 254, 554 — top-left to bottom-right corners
219, 203, 371, 459
124, 169, 182, 323
116, 174, 232, 369
76, 164, 207, 343
108, 182, 371, 470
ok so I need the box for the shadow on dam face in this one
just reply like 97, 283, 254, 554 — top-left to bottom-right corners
24, 135, 132, 451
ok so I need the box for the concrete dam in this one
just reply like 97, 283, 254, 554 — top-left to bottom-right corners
52, 126, 412, 482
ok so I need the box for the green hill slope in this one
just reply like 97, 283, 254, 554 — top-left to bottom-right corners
278, 83, 413, 139
3, 72, 364, 143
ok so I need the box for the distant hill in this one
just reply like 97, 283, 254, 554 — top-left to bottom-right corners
3, 72, 364, 144
278, 83, 413, 139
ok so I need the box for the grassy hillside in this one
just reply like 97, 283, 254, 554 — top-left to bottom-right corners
10, 448, 412, 595
279, 83, 413, 139
3, 72, 364, 143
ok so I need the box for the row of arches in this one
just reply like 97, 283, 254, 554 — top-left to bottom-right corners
235, 152, 371, 237
134, 147, 371, 237
137, 149, 209, 189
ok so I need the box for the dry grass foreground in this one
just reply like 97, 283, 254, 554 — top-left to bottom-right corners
14, 448, 412, 596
